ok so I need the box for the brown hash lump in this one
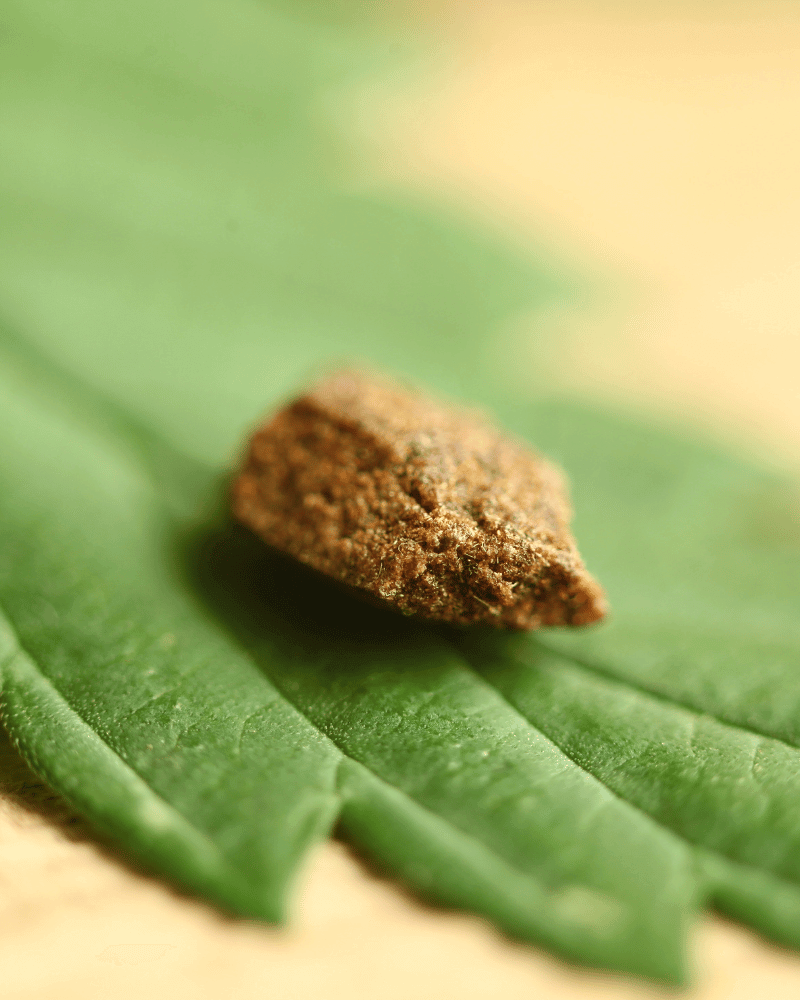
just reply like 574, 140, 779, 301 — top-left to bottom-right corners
232, 369, 607, 630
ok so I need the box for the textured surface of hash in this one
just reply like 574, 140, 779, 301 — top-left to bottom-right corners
232, 370, 607, 629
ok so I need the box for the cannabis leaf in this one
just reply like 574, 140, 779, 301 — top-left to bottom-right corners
1, 0, 800, 986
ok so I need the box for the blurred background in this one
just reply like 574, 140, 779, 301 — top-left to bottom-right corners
386, 1, 800, 469
1, 1, 799, 997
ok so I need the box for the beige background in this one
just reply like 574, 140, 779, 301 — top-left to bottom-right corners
3, 3, 800, 997
384, 0, 800, 468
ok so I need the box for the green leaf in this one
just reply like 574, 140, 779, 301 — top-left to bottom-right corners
1, 0, 800, 986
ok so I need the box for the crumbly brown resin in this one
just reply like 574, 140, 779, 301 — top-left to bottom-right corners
232, 370, 607, 629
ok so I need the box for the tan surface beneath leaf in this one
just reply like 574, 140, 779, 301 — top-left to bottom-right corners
4, 4, 800, 997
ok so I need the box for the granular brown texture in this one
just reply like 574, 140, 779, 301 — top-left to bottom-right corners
232, 370, 607, 629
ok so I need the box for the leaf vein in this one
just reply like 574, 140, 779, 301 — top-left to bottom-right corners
462, 653, 800, 895
0, 607, 233, 862
534, 639, 800, 753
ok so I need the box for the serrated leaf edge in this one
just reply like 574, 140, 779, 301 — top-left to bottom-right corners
0, 613, 282, 920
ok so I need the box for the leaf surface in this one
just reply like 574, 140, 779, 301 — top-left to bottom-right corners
1, 0, 800, 985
